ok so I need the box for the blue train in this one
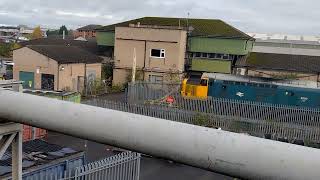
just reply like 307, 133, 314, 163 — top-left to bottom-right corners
181, 73, 320, 108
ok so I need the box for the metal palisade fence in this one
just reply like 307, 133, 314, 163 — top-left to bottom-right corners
84, 99, 320, 146
69, 151, 141, 180
126, 82, 320, 127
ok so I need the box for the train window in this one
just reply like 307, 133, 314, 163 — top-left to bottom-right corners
235, 82, 241, 85
209, 82, 213, 86
200, 79, 208, 86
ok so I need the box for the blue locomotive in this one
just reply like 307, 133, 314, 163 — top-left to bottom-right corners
181, 73, 320, 108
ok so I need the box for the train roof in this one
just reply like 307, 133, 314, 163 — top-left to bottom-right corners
202, 73, 320, 89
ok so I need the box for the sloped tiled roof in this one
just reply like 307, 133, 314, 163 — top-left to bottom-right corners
77, 24, 102, 31
97, 17, 252, 39
236, 52, 320, 73
27, 45, 103, 64
19, 38, 99, 55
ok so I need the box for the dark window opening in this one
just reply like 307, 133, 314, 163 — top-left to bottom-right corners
200, 79, 208, 86
41, 74, 54, 90
209, 53, 216, 58
151, 49, 165, 58
201, 53, 208, 58
194, 52, 201, 58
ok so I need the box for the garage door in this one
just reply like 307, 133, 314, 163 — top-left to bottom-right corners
19, 71, 34, 89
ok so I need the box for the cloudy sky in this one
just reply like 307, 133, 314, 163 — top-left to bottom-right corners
0, 0, 319, 35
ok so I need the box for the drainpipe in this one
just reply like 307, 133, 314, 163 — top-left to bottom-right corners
84, 63, 87, 95
57, 64, 60, 91
143, 40, 147, 81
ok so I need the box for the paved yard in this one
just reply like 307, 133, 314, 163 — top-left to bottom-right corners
45, 132, 234, 180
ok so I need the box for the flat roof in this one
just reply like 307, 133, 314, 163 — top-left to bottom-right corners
202, 73, 320, 89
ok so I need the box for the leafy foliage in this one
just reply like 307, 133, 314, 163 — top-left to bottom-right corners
31, 26, 43, 39
0, 43, 21, 57
193, 113, 210, 127
102, 63, 113, 80
59, 25, 68, 35
46, 29, 59, 36
0, 43, 12, 57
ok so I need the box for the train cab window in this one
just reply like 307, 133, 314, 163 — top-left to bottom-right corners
209, 81, 213, 86
200, 79, 208, 86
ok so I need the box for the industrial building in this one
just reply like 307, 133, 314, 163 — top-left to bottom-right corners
74, 24, 102, 38
236, 33, 320, 83
13, 45, 102, 92
96, 17, 254, 85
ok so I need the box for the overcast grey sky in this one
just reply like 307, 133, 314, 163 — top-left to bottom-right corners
0, 0, 319, 35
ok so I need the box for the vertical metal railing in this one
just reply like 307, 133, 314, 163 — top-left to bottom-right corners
126, 82, 320, 126
84, 99, 320, 144
57, 152, 140, 180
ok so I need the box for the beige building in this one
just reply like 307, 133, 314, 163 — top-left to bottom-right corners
13, 45, 102, 92
112, 25, 187, 85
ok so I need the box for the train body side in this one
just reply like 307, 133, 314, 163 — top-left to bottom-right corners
208, 79, 320, 108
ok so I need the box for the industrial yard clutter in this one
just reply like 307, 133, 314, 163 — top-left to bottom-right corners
0, 139, 84, 179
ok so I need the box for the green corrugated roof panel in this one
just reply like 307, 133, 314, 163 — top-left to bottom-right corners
97, 17, 252, 39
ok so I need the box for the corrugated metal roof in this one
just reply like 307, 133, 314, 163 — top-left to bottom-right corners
98, 17, 252, 39
202, 73, 320, 89
236, 52, 320, 74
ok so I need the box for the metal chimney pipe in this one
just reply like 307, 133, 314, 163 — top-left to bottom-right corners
0, 90, 319, 180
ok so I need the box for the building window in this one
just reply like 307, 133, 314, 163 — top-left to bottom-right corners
222, 54, 229, 60
215, 54, 223, 59
149, 75, 163, 83
201, 53, 208, 58
194, 52, 201, 58
150, 49, 165, 58
209, 53, 216, 58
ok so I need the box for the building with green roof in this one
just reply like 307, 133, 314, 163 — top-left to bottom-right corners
96, 17, 254, 77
